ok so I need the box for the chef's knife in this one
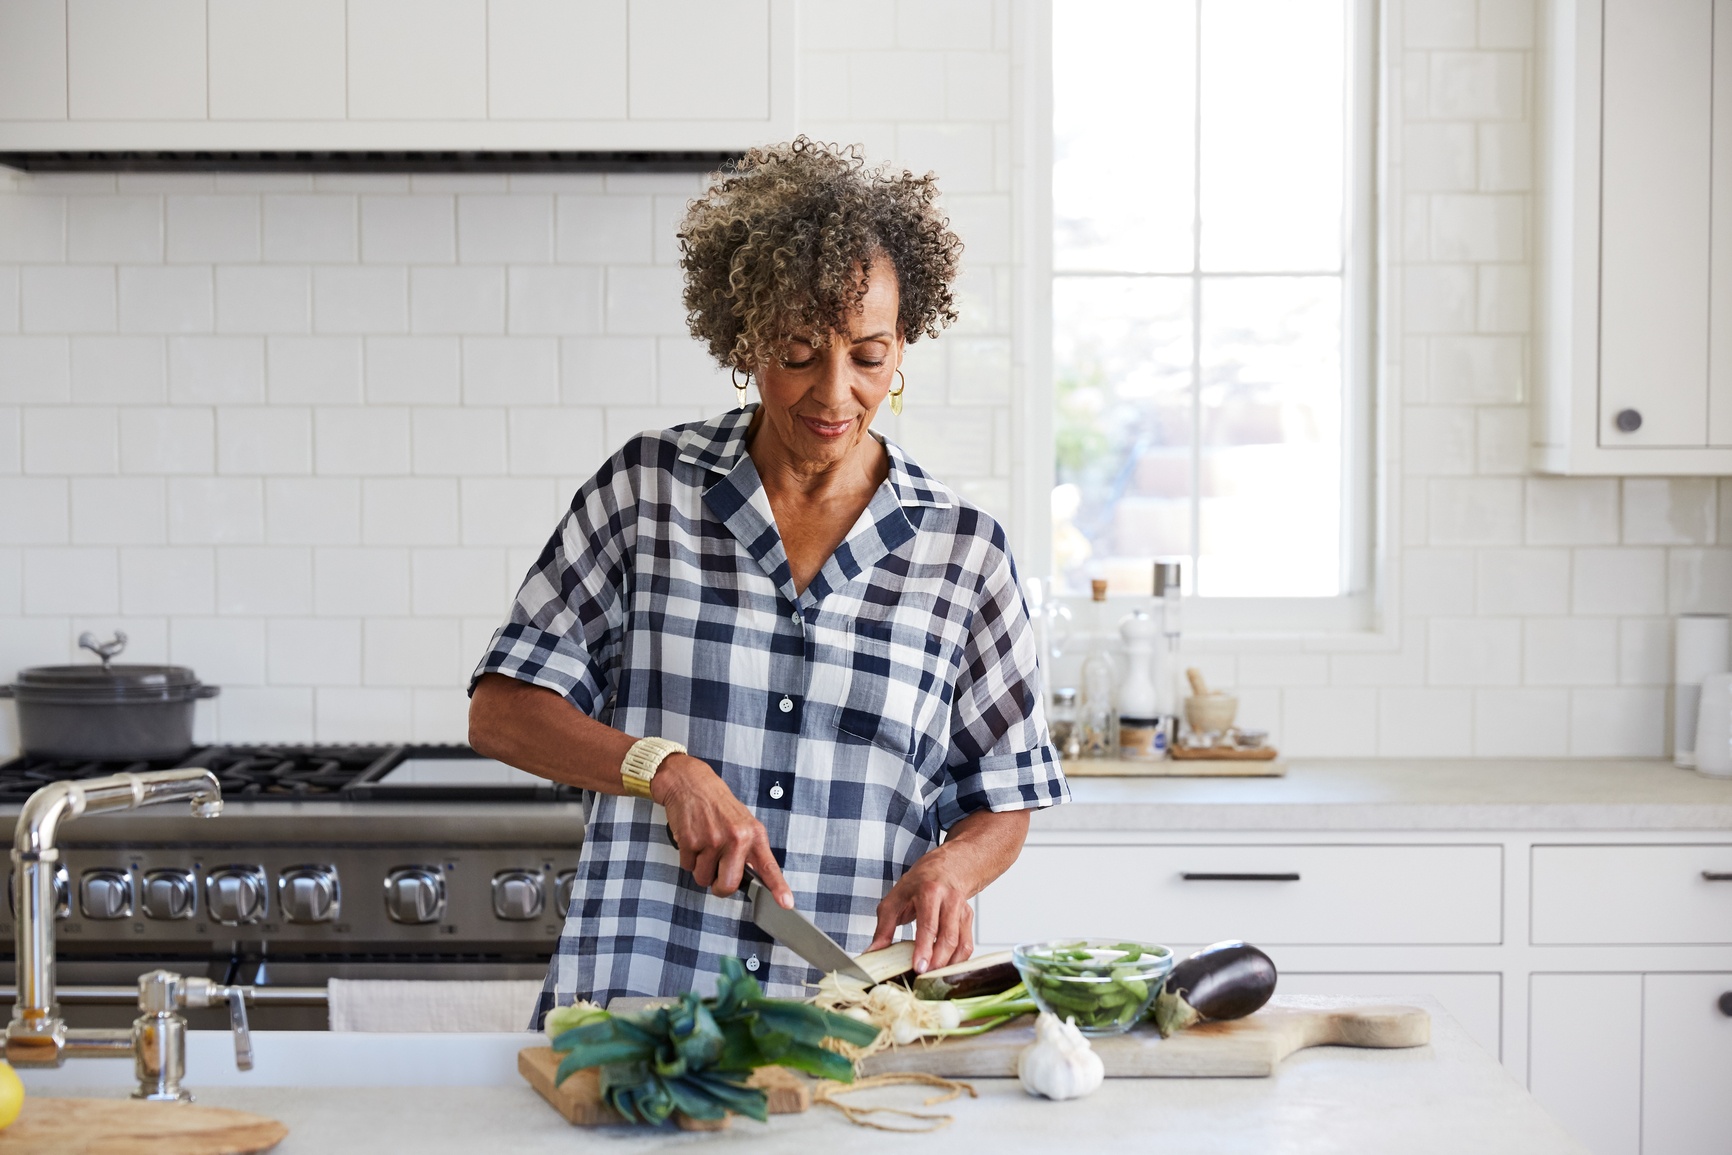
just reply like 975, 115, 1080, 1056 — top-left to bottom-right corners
742, 865, 877, 985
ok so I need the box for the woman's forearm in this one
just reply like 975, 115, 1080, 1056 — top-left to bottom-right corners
938, 808, 1032, 896
468, 672, 639, 793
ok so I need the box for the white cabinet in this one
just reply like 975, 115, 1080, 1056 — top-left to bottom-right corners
1529, 974, 1643, 1155
0, 0, 797, 151
1642, 973, 1732, 1155
1530, 844, 1732, 945
1536, 0, 1732, 472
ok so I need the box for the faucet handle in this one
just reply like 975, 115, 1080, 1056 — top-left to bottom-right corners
223, 987, 253, 1072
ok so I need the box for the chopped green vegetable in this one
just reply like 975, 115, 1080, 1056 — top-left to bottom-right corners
1014, 941, 1172, 1034
550, 957, 882, 1126
543, 1001, 607, 1039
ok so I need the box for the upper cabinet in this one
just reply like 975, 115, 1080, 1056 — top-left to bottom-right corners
0, 0, 795, 151
1538, 0, 1732, 474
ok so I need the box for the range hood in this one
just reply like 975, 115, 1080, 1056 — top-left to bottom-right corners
0, 150, 737, 175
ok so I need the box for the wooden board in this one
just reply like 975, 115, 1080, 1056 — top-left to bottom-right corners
1062, 758, 1287, 778
859, 1001, 1428, 1079
0, 1097, 287, 1154
1170, 745, 1279, 761
518, 1046, 809, 1130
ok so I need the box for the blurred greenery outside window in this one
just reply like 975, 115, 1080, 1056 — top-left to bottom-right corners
1052, 0, 1374, 615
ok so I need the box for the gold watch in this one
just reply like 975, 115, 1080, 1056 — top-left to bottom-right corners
620, 737, 687, 799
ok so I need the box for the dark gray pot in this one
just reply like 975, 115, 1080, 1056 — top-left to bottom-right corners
1, 664, 220, 761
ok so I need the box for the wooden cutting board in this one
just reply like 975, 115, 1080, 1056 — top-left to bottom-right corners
1062, 758, 1287, 778
859, 1001, 1429, 1079
518, 1046, 809, 1131
0, 1097, 287, 1154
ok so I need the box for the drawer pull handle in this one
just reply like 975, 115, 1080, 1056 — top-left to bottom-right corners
1702, 872, 1732, 882
1721, 993, 1732, 1017
1180, 872, 1301, 882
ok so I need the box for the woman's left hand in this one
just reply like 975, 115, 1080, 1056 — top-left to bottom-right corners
866, 808, 1032, 973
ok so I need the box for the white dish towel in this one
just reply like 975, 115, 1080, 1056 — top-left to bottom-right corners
326, 979, 543, 1033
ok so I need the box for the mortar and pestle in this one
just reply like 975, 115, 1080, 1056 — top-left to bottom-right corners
1183, 668, 1238, 738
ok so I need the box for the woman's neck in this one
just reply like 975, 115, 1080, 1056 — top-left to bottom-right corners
745, 407, 888, 504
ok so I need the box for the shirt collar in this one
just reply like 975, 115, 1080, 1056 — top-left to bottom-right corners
675, 404, 953, 511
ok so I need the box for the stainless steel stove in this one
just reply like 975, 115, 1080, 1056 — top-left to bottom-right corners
0, 745, 586, 1030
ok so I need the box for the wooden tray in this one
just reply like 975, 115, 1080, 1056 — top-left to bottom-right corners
859, 1001, 1428, 1079
518, 1046, 809, 1131
1063, 757, 1286, 778
1170, 745, 1279, 761
0, 1097, 286, 1154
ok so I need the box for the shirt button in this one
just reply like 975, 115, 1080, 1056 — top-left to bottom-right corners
769, 783, 784, 800
745, 956, 761, 973
791, 611, 801, 624
778, 696, 793, 714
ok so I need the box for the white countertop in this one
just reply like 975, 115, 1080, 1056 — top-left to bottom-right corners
1047, 758, 1732, 831
20, 998, 1587, 1154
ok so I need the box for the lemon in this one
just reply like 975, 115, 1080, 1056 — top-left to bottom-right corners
0, 1060, 23, 1130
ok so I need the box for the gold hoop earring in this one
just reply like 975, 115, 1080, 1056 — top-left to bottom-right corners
730, 366, 750, 408
888, 369, 906, 416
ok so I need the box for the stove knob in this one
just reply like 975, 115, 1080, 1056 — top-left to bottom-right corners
206, 866, 268, 926
383, 867, 446, 925
491, 870, 545, 921
554, 870, 579, 916
141, 869, 198, 920
7, 867, 70, 920
79, 868, 133, 920
278, 865, 341, 924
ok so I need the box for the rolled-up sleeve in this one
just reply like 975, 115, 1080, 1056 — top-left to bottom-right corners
939, 537, 1070, 829
468, 445, 638, 718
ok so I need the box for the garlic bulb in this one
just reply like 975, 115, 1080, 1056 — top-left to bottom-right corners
1017, 1012, 1105, 1100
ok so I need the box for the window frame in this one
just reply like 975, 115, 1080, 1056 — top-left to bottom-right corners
1021, 0, 1384, 637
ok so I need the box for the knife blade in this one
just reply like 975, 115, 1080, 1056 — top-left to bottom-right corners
743, 866, 877, 985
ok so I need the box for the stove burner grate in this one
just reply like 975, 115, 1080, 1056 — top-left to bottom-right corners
187, 745, 400, 798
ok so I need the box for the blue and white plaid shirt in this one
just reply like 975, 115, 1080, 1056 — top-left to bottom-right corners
471, 405, 1068, 1017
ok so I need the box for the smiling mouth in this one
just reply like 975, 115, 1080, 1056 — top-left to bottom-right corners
800, 416, 854, 439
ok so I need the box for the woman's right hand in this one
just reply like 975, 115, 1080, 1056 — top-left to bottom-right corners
651, 755, 794, 909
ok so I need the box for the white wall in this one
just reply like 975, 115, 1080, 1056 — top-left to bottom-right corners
0, 0, 1727, 758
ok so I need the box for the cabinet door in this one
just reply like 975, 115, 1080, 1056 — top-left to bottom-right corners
1642, 973, 1732, 1155
1599, 0, 1712, 448
1714, 0, 1732, 446
1528, 974, 1642, 1155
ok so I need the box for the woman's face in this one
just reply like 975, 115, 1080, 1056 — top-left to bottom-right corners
749, 255, 904, 472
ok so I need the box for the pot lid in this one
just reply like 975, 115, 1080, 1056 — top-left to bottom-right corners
11, 663, 205, 700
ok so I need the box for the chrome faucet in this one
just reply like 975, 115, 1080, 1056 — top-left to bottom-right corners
5, 769, 257, 1100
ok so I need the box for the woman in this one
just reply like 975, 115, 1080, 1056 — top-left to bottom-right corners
468, 139, 1068, 1019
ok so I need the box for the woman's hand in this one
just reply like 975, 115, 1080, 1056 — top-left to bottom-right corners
866, 809, 1032, 973
652, 755, 794, 909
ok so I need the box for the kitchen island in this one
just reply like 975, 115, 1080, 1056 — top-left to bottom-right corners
21, 997, 1586, 1153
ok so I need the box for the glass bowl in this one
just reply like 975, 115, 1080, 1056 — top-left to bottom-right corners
1011, 939, 1174, 1036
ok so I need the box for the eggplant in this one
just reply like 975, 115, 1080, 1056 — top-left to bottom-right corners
1151, 941, 1277, 1037
911, 949, 1020, 1000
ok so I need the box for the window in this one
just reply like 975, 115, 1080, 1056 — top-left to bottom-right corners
1051, 0, 1373, 611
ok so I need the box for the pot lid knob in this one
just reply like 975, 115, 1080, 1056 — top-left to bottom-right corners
77, 630, 128, 670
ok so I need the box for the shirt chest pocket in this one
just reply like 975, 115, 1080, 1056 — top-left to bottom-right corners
830, 614, 951, 766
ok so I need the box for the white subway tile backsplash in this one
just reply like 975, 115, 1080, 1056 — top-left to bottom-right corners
849, 51, 947, 120
1280, 687, 1378, 756
1429, 194, 1524, 261
67, 196, 162, 263
217, 686, 314, 741
69, 336, 165, 403
654, 338, 729, 406
264, 478, 360, 545
459, 478, 561, 547
0, 551, 19, 615
410, 267, 505, 334
1477, 121, 1532, 191
364, 617, 463, 687
263, 195, 358, 263
898, 124, 996, 194
555, 196, 652, 264
1568, 687, 1665, 756
118, 408, 213, 474
23, 266, 115, 333
1527, 477, 1619, 545
1403, 406, 1475, 475
166, 196, 261, 263
1428, 52, 1524, 120
411, 407, 507, 476
1475, 548, 1567, 615
1571, 547, 1666, 616
1428, 336, 1523, 403
1378, 687, 1474, 756
458, 195, 553, 263
1473, 687, 1568, 755
313, 267, 409, 334
1475, 265, 1530, 333
217, 267, 310, 334
413, 687, 470, 742
1403, 123, 1477, 190
314, 407, 412, 475
898, 0, 993, 50
0, 479, 69, 544
1621, 478, 1716, 545
365, 337, 461, 404
561, 336, 654, 404
119, 266, 214, 333
1475, 406, 1528, 474
411, 547, 509, 616
0, 336, 69, 403
0, 265, 18, 332
119, 546, 214, 614
268, 617, 361, 686
1428, 616, 1521, 685
1402, 265, 1475, 333
1428, 477, 1522, 544
267, 337, 363, 404
1479, 0, 1535, 49
506, 267, 603, 335
1523, 617, 1617, 686
24, 406, 116, 474
0, 406, 14, 473
217, 407, 312, 475
216, 546, 313, 614
1404, 0, 1476, 47
313, 548, 411, 616
507, 408, 605, 477
0, 197, 65, 261
945, 51, 1011, 120
362, 478, 460, 545
71, 477, 165, 544
169, 616, 265, 686
461, 337, 558, 405
1619, 617, 1672, 685
361, 196, 456, 263
315, 686, 413, 742
23, 547, 117, 614
1667, 549, 1732, 614
605, 266, 686, 335
167, 477, 263, 544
